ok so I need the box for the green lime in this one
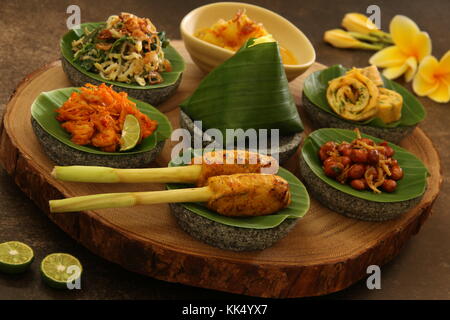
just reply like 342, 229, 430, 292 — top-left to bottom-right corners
40, 253, 83, 289
0, 241, 34, 274
120, 114, 141, 151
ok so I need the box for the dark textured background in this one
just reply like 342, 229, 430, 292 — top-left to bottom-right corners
0, 0, 449, 299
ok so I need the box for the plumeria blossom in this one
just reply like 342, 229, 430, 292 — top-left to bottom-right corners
413, 51, 450, 103
369, 15, 431, 82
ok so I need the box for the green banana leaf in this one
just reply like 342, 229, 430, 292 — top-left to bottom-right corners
166, 149, 310, 229
302, 128, 428, 202
303, 65, 426, 128
31, 87, 172, 155
60, 22, 185, 89
180, 39, 303, 142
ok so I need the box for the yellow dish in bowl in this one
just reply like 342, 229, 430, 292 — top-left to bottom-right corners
180, 2, 316, 81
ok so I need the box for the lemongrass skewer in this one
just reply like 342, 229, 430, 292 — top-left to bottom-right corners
52, 165, 202, 184
50, 174, 291, 216
49, 187, 213, 213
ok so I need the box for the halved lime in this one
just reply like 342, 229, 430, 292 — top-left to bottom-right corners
40, 253, 83, 289
0, 241, 34, 274
120, 114, 141, 151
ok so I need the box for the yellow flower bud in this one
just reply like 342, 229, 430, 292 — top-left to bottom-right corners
342, 13, 392, 44
324, 29, 383, 50
342, 13, 379, 34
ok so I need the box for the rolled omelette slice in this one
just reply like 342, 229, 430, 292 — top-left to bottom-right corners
326, 69, 379, 121
359, 65, 384, 87
376, 88, 403, 124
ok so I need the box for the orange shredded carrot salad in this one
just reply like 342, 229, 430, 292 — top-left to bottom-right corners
55, 83, 158, 152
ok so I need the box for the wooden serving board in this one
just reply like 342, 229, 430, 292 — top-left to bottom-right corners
0, 41, 442, 298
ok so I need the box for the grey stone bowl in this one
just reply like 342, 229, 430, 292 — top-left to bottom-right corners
169, 203, 298, 251
32, 118, 164, 168
298, 155, 424, 221
61, 57, 182, 106
301, 94, 416, 144
179, 110, 303, 164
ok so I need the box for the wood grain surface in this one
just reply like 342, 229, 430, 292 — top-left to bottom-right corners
0, 40, 442, 298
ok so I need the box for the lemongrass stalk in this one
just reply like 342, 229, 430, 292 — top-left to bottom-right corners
52, 165, 202, 184
49, 187, 213, 213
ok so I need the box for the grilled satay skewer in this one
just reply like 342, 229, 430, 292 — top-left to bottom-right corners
52, 150, 278, 187
49, 174, 291, 217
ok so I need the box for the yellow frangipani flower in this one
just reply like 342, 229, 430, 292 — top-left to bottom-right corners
413, 51, 450, 103
369, 15, 431, 82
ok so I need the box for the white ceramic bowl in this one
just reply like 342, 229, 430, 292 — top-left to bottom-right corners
180, 2, 316, 81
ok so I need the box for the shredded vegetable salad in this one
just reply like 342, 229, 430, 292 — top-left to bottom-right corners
72, 13, 172, 86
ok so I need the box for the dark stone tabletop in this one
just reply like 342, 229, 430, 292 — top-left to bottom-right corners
0, 0, 449, 299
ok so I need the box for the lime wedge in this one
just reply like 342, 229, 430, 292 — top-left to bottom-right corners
120, 114, 141, 151
0, 241, 34, 274
40, 253, 83, 289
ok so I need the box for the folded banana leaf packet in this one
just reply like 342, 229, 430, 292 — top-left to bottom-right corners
180, 39, 304, 145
